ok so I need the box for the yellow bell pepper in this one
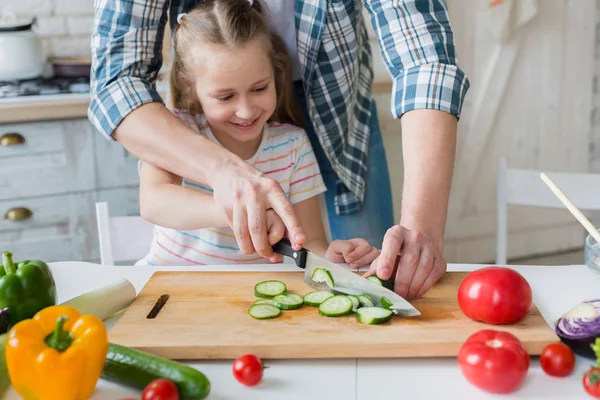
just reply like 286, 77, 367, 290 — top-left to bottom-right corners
5, 305, 108, 400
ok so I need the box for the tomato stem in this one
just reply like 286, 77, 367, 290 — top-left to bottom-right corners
587, 369, 600, 385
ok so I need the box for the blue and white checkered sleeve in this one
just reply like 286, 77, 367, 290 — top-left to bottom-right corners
364, 0, 470, 119
88, 0, 169, 139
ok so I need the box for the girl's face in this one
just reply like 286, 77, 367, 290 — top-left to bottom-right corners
189, 37, 277, 159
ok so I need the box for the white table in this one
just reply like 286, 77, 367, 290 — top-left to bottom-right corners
4, 262, 600, 400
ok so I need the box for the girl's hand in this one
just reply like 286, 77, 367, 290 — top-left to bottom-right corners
323, 239, 380, 269
266, 209, 286, 263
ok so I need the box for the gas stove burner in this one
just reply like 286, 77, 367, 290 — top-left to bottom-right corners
0, 76, 90, 98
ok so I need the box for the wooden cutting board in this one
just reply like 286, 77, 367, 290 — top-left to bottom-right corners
108, 271, 559, 360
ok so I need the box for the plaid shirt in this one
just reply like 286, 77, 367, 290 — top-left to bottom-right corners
89, 0, 470, 216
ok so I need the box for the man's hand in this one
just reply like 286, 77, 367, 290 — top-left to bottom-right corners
365, 225, 447, 300
210, 163, 306, 259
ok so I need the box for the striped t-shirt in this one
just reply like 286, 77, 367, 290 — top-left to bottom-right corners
136, 110, 327, 266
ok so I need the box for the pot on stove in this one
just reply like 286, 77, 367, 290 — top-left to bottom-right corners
0, 13, 45, 81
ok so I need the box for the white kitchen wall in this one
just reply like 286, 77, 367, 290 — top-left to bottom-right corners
2, 0, 94, 58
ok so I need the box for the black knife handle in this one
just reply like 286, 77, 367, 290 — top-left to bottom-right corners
272, 238, 307, 269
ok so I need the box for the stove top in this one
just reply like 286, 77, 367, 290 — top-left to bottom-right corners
0, 77, 90, 99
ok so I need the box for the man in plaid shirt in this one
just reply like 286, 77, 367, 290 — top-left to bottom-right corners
89, 0, 469, 299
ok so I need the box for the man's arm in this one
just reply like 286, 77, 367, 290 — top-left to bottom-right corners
89, 1, 305, 257
363, 0, 469, 299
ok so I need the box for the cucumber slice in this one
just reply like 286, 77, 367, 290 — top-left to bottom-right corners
358, 295, 374, 307
318, 295, 353, 317
253, 299, 279, 307
367, 275, 383, 285
248, 304, 281, 320
380, 296, 393, 309
356, 307, 393, 325
311, 268, 335, 289
254, 280, 286, 298
273, 293, 304, 310
347, 295, 360, 312
303, 291, 334, 307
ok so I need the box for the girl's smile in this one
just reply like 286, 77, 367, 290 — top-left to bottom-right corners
188, 37, 277, 160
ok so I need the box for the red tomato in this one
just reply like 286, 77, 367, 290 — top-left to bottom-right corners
457, 329, 530, 394
142, 378, 179, 400
233, 354, 264, 386
584, 367, 600, 399
540, 343, 575, 377
458, 266, 532, 324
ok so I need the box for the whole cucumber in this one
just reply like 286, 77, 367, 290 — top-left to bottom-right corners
102, 343, 210, 399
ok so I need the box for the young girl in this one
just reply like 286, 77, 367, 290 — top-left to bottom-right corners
136, 0, 380, 268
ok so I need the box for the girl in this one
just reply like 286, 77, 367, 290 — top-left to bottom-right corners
136, 0, 380, 268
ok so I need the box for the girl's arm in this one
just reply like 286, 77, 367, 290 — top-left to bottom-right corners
294, 196, 380, 268
292, 196, 330, 256
139, 161, 228, 230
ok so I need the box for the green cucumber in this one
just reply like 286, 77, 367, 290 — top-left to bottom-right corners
347, 295, 360, 312
253, 299, 279, 307
248, 304, 281, 319
367, 275, 383, 285
311, 268, 335, 289
303, 290, 334, 306
273, 293, 304, 310
356, 307, 393, 325
102, 343, 210, 399
318, 295, 353, 317
254, 280, 286, 298
380, 296, 393, 309
358, 295, 374, 307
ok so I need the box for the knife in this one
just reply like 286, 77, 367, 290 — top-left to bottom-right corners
272, 239, 420, 317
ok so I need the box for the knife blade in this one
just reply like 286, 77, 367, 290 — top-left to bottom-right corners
272, 239, 420, 317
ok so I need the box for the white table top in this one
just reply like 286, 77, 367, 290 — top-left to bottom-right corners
4, 262, 600, 400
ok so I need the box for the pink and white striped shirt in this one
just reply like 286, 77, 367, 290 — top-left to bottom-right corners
136, 110, 327, 266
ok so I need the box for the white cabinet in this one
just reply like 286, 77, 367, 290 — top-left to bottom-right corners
0, 118, 140, 263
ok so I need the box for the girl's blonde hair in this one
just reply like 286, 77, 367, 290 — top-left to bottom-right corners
169, 0, 304, 128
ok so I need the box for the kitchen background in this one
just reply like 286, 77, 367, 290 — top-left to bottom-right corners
0, 0, 597, 265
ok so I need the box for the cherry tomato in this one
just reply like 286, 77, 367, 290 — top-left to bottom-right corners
142, 378, 179, 400
458, 266, 532, 324
457, 329, 530, 394
540, 343, 575, 377
233, 354, 264, 386
584, 367, 600, 398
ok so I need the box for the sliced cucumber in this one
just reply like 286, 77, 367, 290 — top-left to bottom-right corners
358, 295, 374, 307
248, 304, 281, 319
347, 295, 360, 312
380, 296, 393, 309
303, 291, 334, 307
311, 268, 335, 289
367, 275, 383, 286
254, 280, 286, 298
253, 299, 279, 307
318, 295, 353, 317
356, 307, 393, 325
273, 293, 304, 310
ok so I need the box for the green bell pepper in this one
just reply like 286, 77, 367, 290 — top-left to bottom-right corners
0, 251, 57, 329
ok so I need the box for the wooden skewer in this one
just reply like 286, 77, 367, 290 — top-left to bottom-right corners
540, 172, 600, 244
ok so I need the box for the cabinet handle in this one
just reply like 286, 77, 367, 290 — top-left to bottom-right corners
4, 207, 32, 221
0, 133, 25, 146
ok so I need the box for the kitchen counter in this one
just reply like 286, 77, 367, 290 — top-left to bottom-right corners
3, 262, 599, 399
0, 93, 90, 123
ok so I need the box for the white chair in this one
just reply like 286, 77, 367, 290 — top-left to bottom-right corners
496, 157, 600, 265
95, 202, 155, 265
